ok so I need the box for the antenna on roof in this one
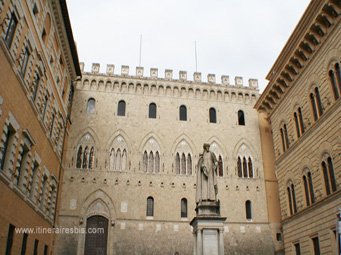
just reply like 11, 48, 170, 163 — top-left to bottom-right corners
139, 34, 142, 67
195, 40, 198, 72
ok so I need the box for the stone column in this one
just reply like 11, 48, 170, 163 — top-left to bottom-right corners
197, 228, 202, 255
218, 228, 224, 255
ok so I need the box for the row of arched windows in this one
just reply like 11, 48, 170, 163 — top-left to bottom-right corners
328, 63, 341, 100
237, 156, 254, 178
76, 146, 95, 169
175, 153, 192, 175
86, 99, 246, 125
75, 146, 254, 178
287, 155, 336, 216
280, 61, 341, 154
143, 151, 160, 173
109, 148, 127, 171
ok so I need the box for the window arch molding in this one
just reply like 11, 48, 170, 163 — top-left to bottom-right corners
233, 139, 258, 178
206, 138, 226, 177
139, 134, 163, 174
74, 130, 98, 170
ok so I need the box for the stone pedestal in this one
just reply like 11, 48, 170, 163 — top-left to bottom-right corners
190, 201, 226, 255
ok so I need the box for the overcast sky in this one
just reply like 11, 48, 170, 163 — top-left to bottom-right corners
67, 0, 310, 91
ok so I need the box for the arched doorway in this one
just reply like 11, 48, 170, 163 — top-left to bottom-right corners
84, 215, 108, 255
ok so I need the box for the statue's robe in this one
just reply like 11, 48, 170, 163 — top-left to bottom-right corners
196, 151, 217, 203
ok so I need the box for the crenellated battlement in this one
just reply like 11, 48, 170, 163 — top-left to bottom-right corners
80, 62, 259, 90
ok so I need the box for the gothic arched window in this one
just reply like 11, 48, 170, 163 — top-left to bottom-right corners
237, 157, 242, 177
175, 153, 180, 174
181, 153, 186, 175
143, 151, 148, 172
187, 154, 192, 175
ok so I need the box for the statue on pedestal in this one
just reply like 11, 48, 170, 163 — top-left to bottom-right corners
196, 143, 218, 204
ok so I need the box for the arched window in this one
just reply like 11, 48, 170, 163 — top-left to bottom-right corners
117, 100, 126, 116
218, 155, 223, 177
242, 157, 248, 177
322, 156, 337, 195
82, 146, 88, 169
308, 172, 315, 204
110, 149, 115, 170
238, 110, 245, 125
237, 157, 242, 177
303, 171, 315, 207
245, 200, 252, 220
315, 87, 323, 116
209, 107, 216, 123
179, 105, 187, 121
248, 157, 253, 178
116, 149, 121, 171
303, 175, 310, 206
149, 103, 157, 119
298, 107, 305, 134
335, 63, 341, 93
181, 198, 187, 218
4, 12, 18, 48
87, 98, 96, 114
143, 151, 148, 172
89, 147, 94, 169
310, 93, 318, 121
181, 153, 186, 175
287, 182, 297, 215
122, 150, 127, 171
284, 124, 290, 149
148, 151, 154, 173
77, 150, 83, 169
329, 70, 339, 100
294, 112, 300, 138
155, 151, 160, 173
146, 197, 154, 217
175, 153, 180, 174
187, 154, 192, 175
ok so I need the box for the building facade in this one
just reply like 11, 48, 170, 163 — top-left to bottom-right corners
0, 0, 80, 254
256, 0, 341, 254
55, 63, 282, 255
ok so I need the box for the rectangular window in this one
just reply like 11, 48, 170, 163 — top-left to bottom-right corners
42, 96, 49, 120
33, 239, 39, 255
16, 144, 29, 185
5, 224, 15, 255
294, 242, 301, 255
312, 236, 320, 255
20, 47, 30, 76
4, 12, 18, 47
32, 74, 40, 101
21, 233, 28, 255
0, 126, 15, 170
